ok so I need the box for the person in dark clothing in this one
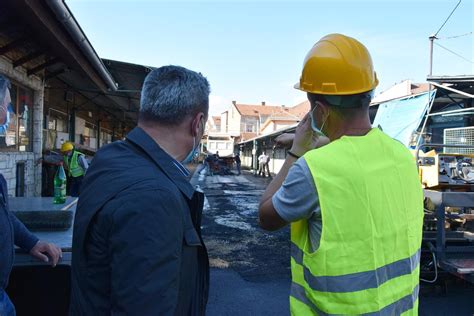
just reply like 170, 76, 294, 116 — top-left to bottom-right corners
204, 154, 214, 176
234, 153, 241, 175
0, 75, 62, 316
70, 66, 210, 315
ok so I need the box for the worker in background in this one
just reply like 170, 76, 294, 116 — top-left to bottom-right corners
60, 142, 88, 197
257, 151, 269, 177
263, 152, 271, 178
234, 152, 241, 175
205, 153, 214, 176
258, 34, 423, 315
0, 74, 62, 316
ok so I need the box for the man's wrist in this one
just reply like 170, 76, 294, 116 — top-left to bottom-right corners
287, 151, 300, 159
289, 147, 307, 157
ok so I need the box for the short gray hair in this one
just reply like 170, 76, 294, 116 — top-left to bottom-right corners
0, 74, 11, 105
139, 65, 210, 125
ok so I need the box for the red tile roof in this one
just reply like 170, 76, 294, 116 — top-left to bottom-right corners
287, 100, 310, 119
234, 104, 287, 116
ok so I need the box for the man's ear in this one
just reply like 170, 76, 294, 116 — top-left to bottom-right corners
191, 112, 205, 137
319, 101, 330, 117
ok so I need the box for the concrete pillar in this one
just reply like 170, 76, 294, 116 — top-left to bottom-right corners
252, 139, 258, 174
33, 87, 44, 196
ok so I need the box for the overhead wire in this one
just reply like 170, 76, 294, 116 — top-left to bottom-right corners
434, 0, 462, 37
439, 31, 473, 40
434, 42, 474, 64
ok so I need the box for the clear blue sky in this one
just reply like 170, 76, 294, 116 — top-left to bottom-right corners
68, 0, 473, 116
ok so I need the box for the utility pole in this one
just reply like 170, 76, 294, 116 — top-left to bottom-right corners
428, 34, 437, 76
419, 34, 437, 148
418, 0, 462, 150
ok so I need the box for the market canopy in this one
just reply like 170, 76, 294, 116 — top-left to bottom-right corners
372, 90, 436, 147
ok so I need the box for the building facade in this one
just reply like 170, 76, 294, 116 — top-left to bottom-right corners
0, 1, 145, 197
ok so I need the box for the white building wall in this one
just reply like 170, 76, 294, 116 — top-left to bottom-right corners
268, 148, 286, 175
228, 105, 241, 136
261, 122, 275, 135
220, 111, 228, 133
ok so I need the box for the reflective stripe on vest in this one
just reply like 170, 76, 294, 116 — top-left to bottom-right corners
290, 128, 424, 315
291, 243, 421, 293
290, 282, 420, 316
64, 151, 85, 178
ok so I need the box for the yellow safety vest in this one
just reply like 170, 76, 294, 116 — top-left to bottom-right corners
64, 151, 85, 178
291, 128, 423, 315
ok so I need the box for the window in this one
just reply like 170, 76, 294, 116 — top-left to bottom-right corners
245, 124, 254, 133
0, 82, 34, 152
47, 109, 68, 132
209, 142, 216, 150
217, 142, 227, 150
100, 130, 112, 147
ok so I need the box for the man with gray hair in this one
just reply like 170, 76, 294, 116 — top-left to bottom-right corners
71, 66, 210, 315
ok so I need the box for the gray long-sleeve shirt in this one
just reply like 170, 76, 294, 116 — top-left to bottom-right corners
272, 158, 322, 252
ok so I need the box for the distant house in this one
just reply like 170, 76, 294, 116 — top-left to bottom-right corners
226, 101, 310, 142
206, 115, 221, 133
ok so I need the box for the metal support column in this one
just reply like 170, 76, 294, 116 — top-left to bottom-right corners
69, 107, 76, 143
97, 118, 101, 149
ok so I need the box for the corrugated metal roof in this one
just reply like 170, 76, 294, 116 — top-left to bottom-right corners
427, 75, 474, 83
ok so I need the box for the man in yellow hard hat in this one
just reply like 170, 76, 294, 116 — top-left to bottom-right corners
258, 34, 423, 315
60, 142, 88, 197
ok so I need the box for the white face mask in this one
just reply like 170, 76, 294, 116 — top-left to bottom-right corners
309, 105, 328, 137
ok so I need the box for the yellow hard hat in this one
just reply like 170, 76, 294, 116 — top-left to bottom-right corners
61, 142, 74, 152
295, 33, 378, 96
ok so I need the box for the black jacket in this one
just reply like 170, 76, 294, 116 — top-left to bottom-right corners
70, 127, 209, 315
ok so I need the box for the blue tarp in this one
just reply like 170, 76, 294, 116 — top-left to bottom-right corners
372, 90, 436, 147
